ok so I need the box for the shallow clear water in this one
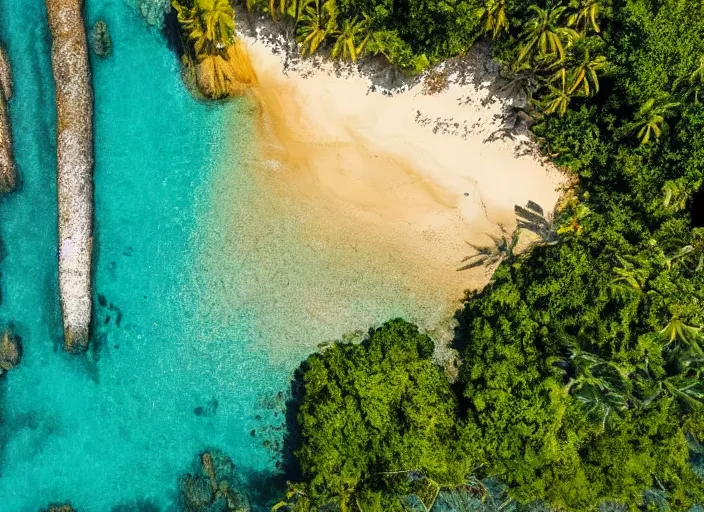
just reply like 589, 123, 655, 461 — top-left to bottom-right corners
0, 2, 288, 510
0, 1, 455, 510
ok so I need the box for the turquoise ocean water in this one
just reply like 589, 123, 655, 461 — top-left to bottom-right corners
0, 1, 454, 510
0, 1, 289, 510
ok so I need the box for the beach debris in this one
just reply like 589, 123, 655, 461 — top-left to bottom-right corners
0, 330, 21, 376
46, 0, 95, 352
422, 68, 449, 96
179, 449, 250, 511
91, 20, 112, 58
0, 45, 16, 193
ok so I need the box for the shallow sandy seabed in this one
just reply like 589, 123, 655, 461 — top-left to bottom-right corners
198, 38, 566, 362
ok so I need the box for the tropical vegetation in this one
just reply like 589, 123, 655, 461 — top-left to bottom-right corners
266, 0, 704, 509
161, 0, 704, 508
172, 0, 257, 98
275, 320, 469, 511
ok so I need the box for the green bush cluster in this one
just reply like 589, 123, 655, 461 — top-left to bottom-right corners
281, 320, 470, 511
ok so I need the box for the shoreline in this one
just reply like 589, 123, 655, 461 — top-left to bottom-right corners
237, 25, 565, 295
201, 14, 567, 360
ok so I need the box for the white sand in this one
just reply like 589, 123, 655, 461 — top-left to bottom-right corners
199, 33, 566, 361
240, 35, 565, 298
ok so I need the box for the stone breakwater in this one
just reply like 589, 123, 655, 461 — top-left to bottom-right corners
0, 46, 15, 192
46, 0, 94, 352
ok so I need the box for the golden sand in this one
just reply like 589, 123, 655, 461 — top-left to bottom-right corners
198, 39, 565, 358
239, 40, 563, 298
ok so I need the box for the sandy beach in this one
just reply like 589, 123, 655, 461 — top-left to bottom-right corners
239, 34, 564, 299
198, 30, 567, 360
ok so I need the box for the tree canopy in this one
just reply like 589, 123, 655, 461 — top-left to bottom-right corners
288, 320, 468, 510
291, 319, 470, 510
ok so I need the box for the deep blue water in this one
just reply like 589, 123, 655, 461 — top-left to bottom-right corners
0, 2, 290, 510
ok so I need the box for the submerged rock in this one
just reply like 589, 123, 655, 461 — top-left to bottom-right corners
179, 449, 250, 512
45, 0, 94, 352
41, 505, 76, 512
0, 331, 21, 375
91, 20, 112, 58
0, 45, 16, 193
194, 397, 219, 417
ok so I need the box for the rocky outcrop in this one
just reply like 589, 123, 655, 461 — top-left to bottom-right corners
0, 331, 21, 375
46, 0, 94, 352
179, 450, 250, 511
0, 47, 11, 99
0, 46, 16, 193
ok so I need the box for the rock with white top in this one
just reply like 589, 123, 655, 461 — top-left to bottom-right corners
46, 0, 94, 352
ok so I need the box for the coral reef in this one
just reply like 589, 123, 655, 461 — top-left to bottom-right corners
178, 449, 250, 511
45, 0, 94, 352
134, 0, 171, 27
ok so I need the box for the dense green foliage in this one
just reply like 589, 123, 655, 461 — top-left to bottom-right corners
283, 320, 469, 510
452, 0, 704, 507
240, 0, 484, 71
172, 0, 259, 99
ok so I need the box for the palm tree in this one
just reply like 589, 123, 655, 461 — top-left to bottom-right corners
514, 200, 558, 245
688, 54, 704, 103
610, 255, 649, 291
563, 346, 630, 428
458, 227, 519, 271
272, 483, 311, 511
664, 374, 704, 409
173, 0, 236, 57
662, 179, 689, 212
567, 51, 606, 96
517, 5, 579, 65
268, 0, 305, 23
297, 0, 338, 56
330, 15, 370, 61
497, 61, 539, 106
629, 98, 680, 145
475, 0, 509, 39
556, 200, 591, 236
654, 244, 694, 270
567, 0, 602, 34
435, 478, 514, 511
660, 316, 703, 356
643, 372, 704, 411
541, 83, 572, 115
549, 62, 568, 90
